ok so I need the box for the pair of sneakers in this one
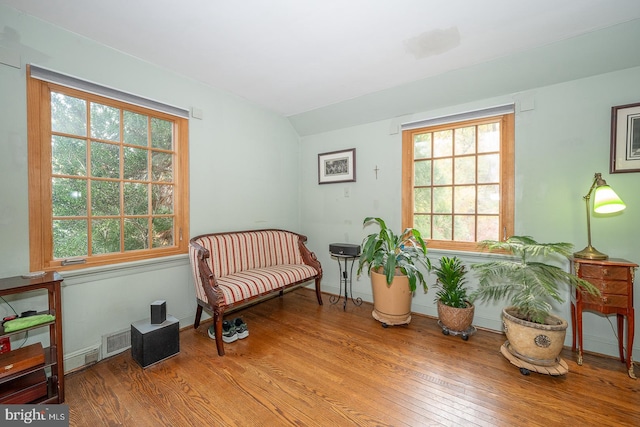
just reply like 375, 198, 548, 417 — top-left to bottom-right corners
208, 317, 249, 343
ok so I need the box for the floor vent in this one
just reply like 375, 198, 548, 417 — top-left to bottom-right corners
102, 328, 131, 359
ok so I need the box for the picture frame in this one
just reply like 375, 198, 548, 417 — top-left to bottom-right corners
318, 148, 356, 184
610, 102, 640, 173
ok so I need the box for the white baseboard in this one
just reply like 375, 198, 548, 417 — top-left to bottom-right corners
64, 344, 101, 374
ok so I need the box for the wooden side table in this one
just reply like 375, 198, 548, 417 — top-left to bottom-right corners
570, 258, 637, 379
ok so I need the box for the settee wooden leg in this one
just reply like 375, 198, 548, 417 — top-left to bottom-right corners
194, 304, 203, 329
315, 278, 323, 305
214, 312, 225, 356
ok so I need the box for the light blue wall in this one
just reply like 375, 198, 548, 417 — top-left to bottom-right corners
0, 5, 301, 368
300, 67, 640, 359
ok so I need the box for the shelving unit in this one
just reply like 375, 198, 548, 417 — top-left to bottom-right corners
0, 272, 64, 403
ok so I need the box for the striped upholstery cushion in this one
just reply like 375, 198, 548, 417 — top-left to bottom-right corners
217, 264, 318, 304
189, 230, 316, 305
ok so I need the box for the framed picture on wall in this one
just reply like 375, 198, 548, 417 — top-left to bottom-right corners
610, 102, 640, 173
318, 148, 356, 184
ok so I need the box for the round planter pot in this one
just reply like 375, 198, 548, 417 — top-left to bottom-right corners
502, 306, 568, 367
370, 269, 412, 325
437, 300, 474, 332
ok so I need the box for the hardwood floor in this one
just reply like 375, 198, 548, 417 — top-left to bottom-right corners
65, 289, 639, 426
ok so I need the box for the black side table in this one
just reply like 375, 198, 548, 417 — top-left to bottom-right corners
329, 244, 362, 310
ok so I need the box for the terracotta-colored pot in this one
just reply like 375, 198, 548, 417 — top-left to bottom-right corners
370, 268, 412, 325
437, 300, 474, 332
502, 306, 568, 367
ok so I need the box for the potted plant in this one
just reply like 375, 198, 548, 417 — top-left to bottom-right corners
432, 256, 475, 340
470, 236, 599, 368
357, 217, 430, 326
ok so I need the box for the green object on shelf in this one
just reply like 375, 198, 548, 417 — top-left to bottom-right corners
3, 314, 55, 332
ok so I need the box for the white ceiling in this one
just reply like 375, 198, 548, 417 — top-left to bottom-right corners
3, 0, 640, 118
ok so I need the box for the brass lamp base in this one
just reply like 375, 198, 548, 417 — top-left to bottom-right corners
573, 245, 608, 260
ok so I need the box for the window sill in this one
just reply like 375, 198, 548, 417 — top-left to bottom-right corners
59, 254, 189, 287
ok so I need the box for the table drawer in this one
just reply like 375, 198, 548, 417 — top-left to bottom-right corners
583, 279, 629, 295
581, 292, 628, 308
579, 264, 629, 280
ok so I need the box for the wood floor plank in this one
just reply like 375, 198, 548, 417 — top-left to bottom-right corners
65, 288, 640, 426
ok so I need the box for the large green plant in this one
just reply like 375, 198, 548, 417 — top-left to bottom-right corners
470, 236, 599, 324
357, 217, 431, 293
433, 256, 469, 309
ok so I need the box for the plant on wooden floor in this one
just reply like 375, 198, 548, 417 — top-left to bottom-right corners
432, 256, 475, 337
470, 235, 599, 368
357, 217, 431, 326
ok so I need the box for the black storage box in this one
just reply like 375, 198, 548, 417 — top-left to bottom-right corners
131, 315, 179, 368
329, 243, 361, 256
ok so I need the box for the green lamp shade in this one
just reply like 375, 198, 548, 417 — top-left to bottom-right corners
593, 185, 626, 214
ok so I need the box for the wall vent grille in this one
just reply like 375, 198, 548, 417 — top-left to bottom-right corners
101, 328, 131, 359
84, 349, 99, 365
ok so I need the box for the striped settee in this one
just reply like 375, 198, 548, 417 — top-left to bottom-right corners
189, 229, 323, 356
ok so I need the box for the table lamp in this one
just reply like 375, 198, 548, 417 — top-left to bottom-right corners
574, 172, 626, 260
